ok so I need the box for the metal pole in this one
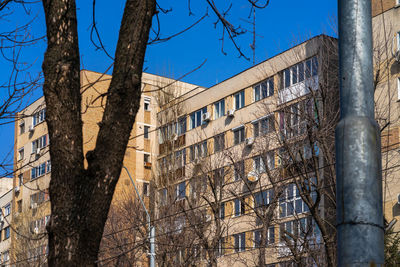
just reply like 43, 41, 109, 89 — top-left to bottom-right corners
336, 0, 384, 266
122, 166, 155, 267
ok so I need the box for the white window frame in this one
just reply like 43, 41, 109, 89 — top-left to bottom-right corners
214, 99, 225, 119
234, 232, 246, 252
18, 148, 24, 161
279, 184, 309, 218
143, 182, 150, 197
234, 198, 245, 217
31, 135, 48, 154
144, 97, 151, 111
234, 90, 245, 110
233, 126, 245, 145
19, 121, 25, 135
397, 77, 400, 101
176, 181, 186, 200
190, 107, 207, 129
253, 78, 274, 102
4, 203, 11, 216
144, 125, 150, 139
32, 108, 46, 127
254, 227, 275, 248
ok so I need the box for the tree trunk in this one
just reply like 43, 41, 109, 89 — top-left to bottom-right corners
41, 0, 156, 265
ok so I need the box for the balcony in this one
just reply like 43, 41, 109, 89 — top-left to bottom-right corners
278, 76, 318, 105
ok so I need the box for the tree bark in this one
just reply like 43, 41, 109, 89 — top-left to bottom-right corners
41, 0, 156, 265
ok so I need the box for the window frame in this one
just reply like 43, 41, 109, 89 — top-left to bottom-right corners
144, 125, 150, 139
253, 114, 275, 137
254, 227, 275, 248
176, 181, 186, 200
234, 90, 245, 110
214, 133, 225, 153
144, 97, 151, 111
233, 126, 245, 145
190, 107, 207, 129
4, 203, 11, 216
214, 99, 225, 119
253, 78, 274, 102
234, 198, 246, 217
32, 108, 46, 127
234, 232, 246, 252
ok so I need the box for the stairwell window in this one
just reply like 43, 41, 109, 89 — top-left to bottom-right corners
214, 133, 225, 152
234, 198, 245, 217
144, 126, 150, 139
234, 90, 245, 110
144, 97, 151, 111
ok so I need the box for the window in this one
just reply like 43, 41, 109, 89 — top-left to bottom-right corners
398, 77, 400, 101
280, 217, 319, 242
175, 149, 186, 168
176, 181, 186, 200
214, 133, 225, 152
234, 90, 245, 110
279, 184, 309, 218
33, 108, 46, 126
144, 154, 150, 163
254, 78, 274, 101
253, 156, 265, 174
279, 99, 315, 139
219, 202, 225, 219
46, 160, 51, 173
143, 182, 149, 197
190, 141, 207, 161
4, 203, 10, 216
159, 188, 168, 205
214, 99, 225, 119
31, 191, 49, 206
176, 116, 186, 136
234, 161, 245, 181
234, 198, 245, 217
234, 232, 246, 252
254, 189, 273, 208
3, 226, 10, 240
254, 227, 275, 247
32, 135, 48, 154
397, 31, 400, 51
19, 121, 25, 134
282, 57, 318, 89
2, 250, 9, 262
144, 97, 151, 111
265, 151, 275, 170
18, 148, 24, 161
253, 115, 275, 137
144, 126, 150, 139
233, 126, 245, 145
190, 107, 207, 129
217, 237, 225, 256
214, 167, 225, 187
31, 162, 46, 180
18, 174, 23, 186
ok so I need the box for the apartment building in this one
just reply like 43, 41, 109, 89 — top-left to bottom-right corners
0, 183, 13, 266
11, 70, 199, 266
372, 0, 400, 232
154, 35, 338, 267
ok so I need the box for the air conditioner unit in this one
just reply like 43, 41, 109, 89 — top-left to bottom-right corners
28, 125, 34, 132
30, 203, 38, 209
227, 109, 235, 117
14, 186, 20, 193
247, 174, 259, 183
245, 137, 254, 146
395, 50, 400, 63
202, 112, 211, 122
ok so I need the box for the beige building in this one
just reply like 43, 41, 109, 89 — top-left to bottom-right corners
154, 35, 338, 267
372, 0, 400, 232
0, 183, 13, 266
10, 70, 199, 266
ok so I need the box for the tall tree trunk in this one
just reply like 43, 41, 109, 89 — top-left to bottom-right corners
41, 0, 156, 265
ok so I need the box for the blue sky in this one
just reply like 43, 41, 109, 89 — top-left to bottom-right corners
0, 0, 337, 175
